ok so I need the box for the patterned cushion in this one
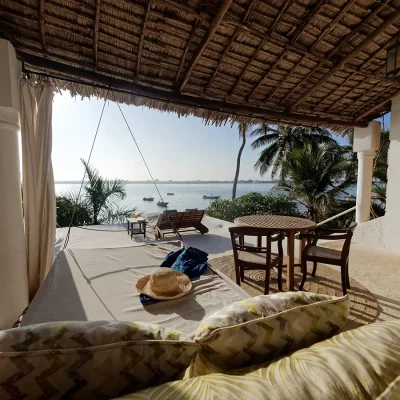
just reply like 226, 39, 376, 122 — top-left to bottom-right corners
115, 320, 400, 400
307, 245, 342, 260
0, 321, 200, 400
190, 292, 350, 375
237, 251, 280, 265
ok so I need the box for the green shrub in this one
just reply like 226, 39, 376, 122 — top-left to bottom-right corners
206, 192, 301, 222
56, 196, 92, 228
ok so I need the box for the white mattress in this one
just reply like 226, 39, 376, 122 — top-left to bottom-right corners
22, 242, 248, 338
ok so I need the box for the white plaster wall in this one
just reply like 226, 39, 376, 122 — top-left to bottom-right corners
384, 95, 400, 251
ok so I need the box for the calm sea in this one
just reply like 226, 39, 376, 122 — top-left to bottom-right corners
55, 183, 276, 213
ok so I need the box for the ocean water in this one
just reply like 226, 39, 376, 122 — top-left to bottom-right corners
55, 183, 276, 214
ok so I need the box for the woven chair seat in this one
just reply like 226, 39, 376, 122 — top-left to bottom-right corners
238, 251, 280, 266
307, 246, 342, 260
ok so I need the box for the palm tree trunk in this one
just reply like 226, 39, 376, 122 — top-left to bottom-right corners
232, 134, 247, 199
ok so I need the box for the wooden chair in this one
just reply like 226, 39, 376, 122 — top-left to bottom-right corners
298, 223, 357, 295
154, 210, 208, 239
229, 226, 285, 295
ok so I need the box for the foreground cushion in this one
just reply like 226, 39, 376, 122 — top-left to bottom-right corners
0, 321, 200, 400
115, 320, 400, 400
190, 292, 350, 375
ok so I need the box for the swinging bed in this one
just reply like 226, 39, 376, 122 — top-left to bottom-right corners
20, 88, 248, 337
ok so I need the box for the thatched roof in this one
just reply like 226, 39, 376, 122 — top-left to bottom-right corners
1, 0, 399, 132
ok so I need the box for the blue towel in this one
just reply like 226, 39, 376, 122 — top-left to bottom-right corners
140, 247, 208, 304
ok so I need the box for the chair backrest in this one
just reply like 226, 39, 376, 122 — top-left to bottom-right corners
157, 210, 205, 230
229, 226, 282, 257
342, 222, 357, 259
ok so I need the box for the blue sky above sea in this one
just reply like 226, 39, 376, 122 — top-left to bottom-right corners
52, 92, 391, 182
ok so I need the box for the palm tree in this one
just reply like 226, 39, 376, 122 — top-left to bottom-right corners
279, 144, 356, 222
232, 123, 249, 199
81, 159, 135, 224
251, 124, 337, 178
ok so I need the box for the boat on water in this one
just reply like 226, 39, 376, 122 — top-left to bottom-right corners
167, 193, 174, 195
203, 194, 220, 200
143, 197, 154, 201
157, 201, 169, 207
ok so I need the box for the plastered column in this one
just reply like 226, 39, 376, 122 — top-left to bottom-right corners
353, 121, 381, 224
0, 40, 28, 328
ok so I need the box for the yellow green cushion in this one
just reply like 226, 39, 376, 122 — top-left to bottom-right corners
115, 320, 400, 400
0, 321, 200, 399
190, 292, 350, 375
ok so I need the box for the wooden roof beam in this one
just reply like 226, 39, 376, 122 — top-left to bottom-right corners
247, 51, 287, 100
263, 54, 306, 103
154, 0, 204, 19
39, 0, 46, 50
239, 0, 330, 100
19, 51, 367, 129
328, 0, 391, 60
94, 0, 101, 66
356, 88, 400, 121
310, 0, 358, 52
291, 0, 327, 43
136, 1, 152, 77
204, 0, 258, 93
268, 0, 295, 34
289, 9, 400, 110
179, 0, 233, 92
331, 81, 386, 115
175, 20, 199, 85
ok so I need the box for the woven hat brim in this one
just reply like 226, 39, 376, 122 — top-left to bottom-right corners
136, 270, 192, 300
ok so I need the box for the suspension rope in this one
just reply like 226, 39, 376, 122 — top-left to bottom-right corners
113, 93, 185, 245
63, 90, 186, 248
63, 90, 109, 248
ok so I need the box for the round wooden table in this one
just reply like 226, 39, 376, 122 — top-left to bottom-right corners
234, 215, 316, 291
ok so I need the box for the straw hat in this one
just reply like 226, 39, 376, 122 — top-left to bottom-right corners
136, 268, 192, 300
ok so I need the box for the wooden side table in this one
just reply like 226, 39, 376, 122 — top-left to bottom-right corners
127, 217, 147, 239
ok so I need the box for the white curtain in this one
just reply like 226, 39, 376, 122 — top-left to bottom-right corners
21, 81, 56, 299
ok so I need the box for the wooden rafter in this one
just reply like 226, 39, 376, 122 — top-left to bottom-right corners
247, 51, 287, 100
136, 0, 152, 77
228, 36, 267, 97
154, 0, 204, 19
310, 0, 358, 52
179, 0, 233, 92
39, 0, 46, 50
345, 65, 386, 82
19, 52, 368, 128
268, 0, 295, 34
291, 0, 326, 43
204, 0, 257, 93
328, 0, 391, 60
331, 81, 386, 115
94, 0, 101, 66
317, 72, 357, 112
243, 0, 326, 101
284, 1, 391, 108
356, 88, 400, 121
263, 54, 306, 103
175, 19, 199, 85
289, 9, 400, 110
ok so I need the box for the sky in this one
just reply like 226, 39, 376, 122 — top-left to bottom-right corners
51, 91, 387, 182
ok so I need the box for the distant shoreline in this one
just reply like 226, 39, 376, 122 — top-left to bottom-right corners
55, 180, 278, 184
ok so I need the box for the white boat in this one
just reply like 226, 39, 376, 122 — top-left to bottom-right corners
203, 194, 220, 199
